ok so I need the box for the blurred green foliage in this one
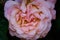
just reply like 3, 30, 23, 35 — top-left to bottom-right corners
0, 2, 8, 40
0, 0, 5, 5
0, 0, 60, 40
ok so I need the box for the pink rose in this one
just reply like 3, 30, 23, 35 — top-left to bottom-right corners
4, 0, 56, 40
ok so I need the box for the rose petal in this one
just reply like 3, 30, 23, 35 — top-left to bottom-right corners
4, 1, 19, 20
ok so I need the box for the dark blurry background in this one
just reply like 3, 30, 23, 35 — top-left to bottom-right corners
0, 0, 60, 40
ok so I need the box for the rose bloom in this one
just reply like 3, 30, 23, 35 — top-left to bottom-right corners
4, 0, 56, 40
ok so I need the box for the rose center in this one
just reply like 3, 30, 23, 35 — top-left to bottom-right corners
15, 11, 40, 27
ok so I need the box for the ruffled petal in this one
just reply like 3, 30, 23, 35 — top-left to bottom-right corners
4, 1, 19, 20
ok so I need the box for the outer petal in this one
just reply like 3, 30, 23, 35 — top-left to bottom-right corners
15, 0, 22, 3
47, 0, 56, 4
4, 1, 19, 20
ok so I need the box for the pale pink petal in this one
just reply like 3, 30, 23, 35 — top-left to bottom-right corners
47, 0, 56, 4
4, 1, 19, 20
